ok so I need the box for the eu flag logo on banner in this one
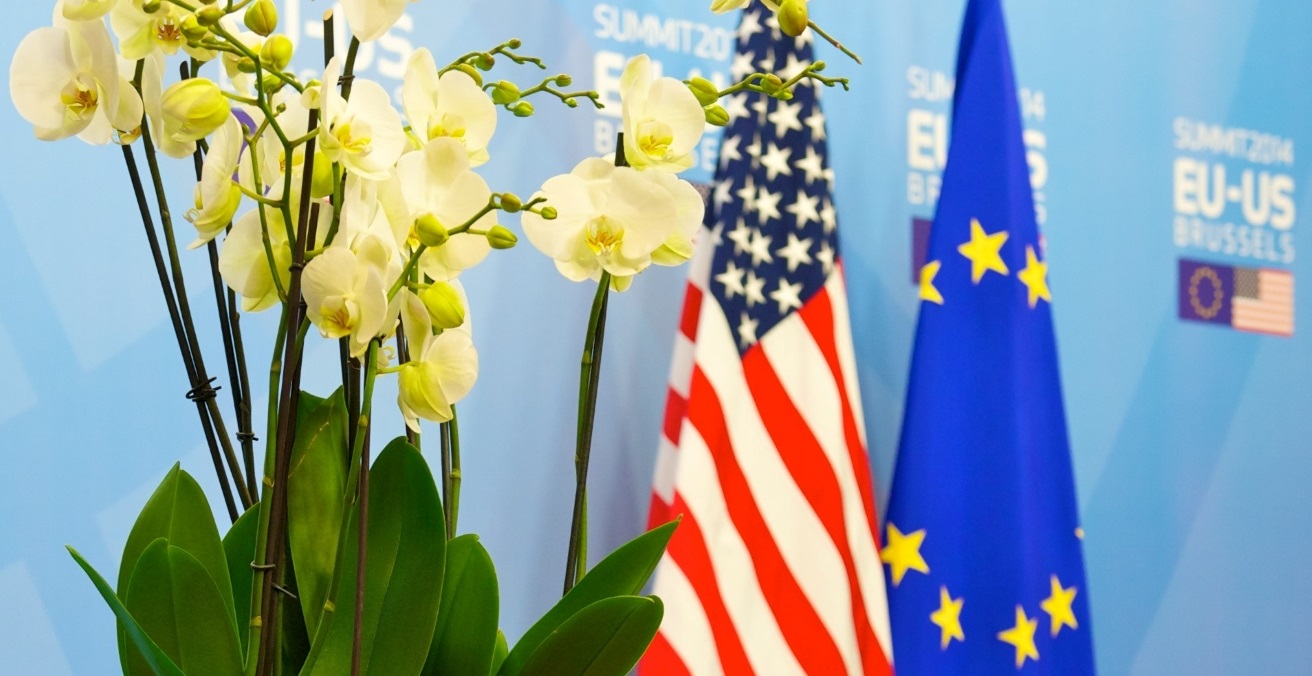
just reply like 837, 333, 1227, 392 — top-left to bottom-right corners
883, 0, 1096, 673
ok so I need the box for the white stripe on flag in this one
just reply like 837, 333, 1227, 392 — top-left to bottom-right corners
829, 271, 869, 449
696, 299, 863, 675
674, 424, 805, 675
650, 555, 725, 676
760, 309, 894, 661
670, 331, 697, 400
652, 436, 680, 507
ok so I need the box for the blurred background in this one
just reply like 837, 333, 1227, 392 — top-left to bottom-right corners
1, 0, 1310, 673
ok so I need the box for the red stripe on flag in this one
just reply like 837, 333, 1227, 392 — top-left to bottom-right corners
798, 287, 882, 546
681, 283, 705, 340
664, 495, 756, 676
647, 491, 672, 532
687, 367, 848, 675
743, 346, 885, 675
639, 631, 692, 676
664, 388, 689, 446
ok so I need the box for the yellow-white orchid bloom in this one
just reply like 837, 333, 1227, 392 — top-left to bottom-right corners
394, 138, 494, 281
302, 245, 389, 357
395, 289, 478, 431
319, 57, 406, 181
9, 17, 142, 144
219, 193, 333, 312
110, 0, 207, 61
620, 55, 706, 173
185, 115, 243, 248
649, 171, 705, 266
63, 0, 115, 21
342, 0, 413, 43
402, 48, 497, 165
521, 157, 681, 285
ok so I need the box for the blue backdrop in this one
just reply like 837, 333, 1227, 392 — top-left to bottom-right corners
1, 1, 1308, 673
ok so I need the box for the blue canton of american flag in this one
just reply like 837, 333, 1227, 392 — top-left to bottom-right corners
709, 7, 838, 350
643, 4, 894, 675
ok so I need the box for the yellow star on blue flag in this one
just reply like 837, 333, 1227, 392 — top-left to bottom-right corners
883, 0, 1095, 673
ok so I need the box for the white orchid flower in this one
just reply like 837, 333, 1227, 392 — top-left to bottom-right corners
649, 171, 705, 266
302, 245, 389, 357
620, 55, 706, 173
395, 289, 478, 431
10, 17, 142, 144
521, 157, 680, 285
219, 196, 333, 312
63, 0, 115, 21
395, 138, 494, 281
185, 115, 243, 248
342, 0, 412, 43
319, 57, 406, 181
111, 0, 207, 61
402, 48, 497, 165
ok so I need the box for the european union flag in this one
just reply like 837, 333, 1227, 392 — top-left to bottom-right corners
882, 0, 1096, 673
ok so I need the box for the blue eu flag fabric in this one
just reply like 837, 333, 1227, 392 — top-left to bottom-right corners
882, 0, 1096, 673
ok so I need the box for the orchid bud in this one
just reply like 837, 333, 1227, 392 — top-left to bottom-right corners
510, 101, 534, 117
261, 35, 293, 71
161, 78, 230, 143
420, 283, 466, 330
455, 63, 483, 87
498, 193, 523, 212
704, 104, 729, 127
181, 14, 208, 41
196, 5, 223, 27
489, 80, 520, 105
237, 56, 257, 74
486, 225, 518, 250
555, 74, 573, 87
539, 206, 558, 220
260, 74, 285, 94
415, 213, 449, 248
688, 77, 719, 107
142, 0, 161, 13
474, 53, 495, 70
245, 0, 279, 36
777, 0, 809, 38
761, 73, 785, 95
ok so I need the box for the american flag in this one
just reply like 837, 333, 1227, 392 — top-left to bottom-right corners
641, 5, 894, 675
1232, 266, 1294, 337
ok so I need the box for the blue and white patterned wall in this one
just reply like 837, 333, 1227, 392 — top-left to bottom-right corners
1, 1, 1309, 673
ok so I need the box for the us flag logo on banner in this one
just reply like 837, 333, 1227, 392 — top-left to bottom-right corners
640, 5, 894, 675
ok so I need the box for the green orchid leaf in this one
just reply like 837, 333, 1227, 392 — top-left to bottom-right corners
490, 631, 509, 676
500, 518, 679, 675
280, 559, 313, 674
287, 388, 349, 635
518, 596, 664, 676
67, 546, 185, 676
117, 464, 235, 672
125, 538, 245, 676
222, 504, 260, 657
423, 534, 499, 676
301, 438, 446, 676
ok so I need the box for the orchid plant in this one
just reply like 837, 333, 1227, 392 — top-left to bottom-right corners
9, 0, 856, 674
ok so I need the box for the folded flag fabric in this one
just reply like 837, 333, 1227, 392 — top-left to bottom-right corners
883, 0, 1097, 673
641, 4, 893, 674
